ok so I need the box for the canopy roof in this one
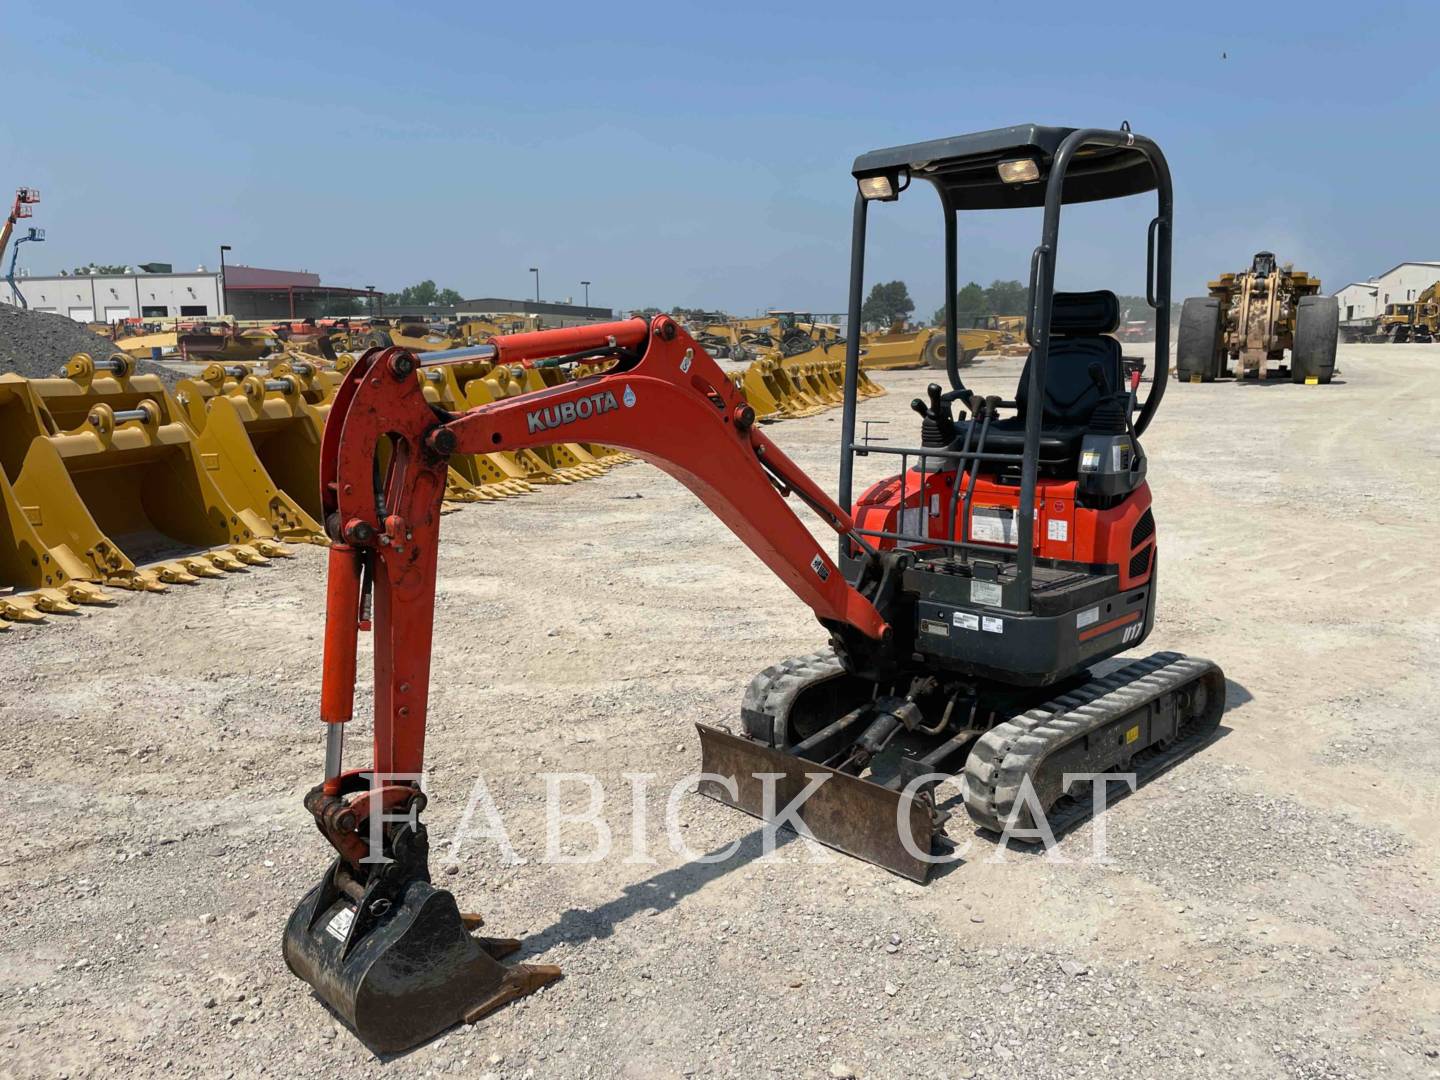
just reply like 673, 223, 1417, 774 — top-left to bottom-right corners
851, 125, 1157, 210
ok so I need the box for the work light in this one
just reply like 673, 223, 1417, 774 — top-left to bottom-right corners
997, 158, 1041, 184
857, 176, 895, 200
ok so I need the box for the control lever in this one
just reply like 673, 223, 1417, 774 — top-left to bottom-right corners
910, 383, 963, 447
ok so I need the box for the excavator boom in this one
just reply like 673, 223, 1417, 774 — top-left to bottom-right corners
287, 314, 890, 1052
317, 314, 886, 782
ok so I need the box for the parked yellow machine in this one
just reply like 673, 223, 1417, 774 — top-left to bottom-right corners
854, 321, 937, 369
1415, 283, 1440, 343
1177, 251, 1338, 384
1374, 283, 1439, 343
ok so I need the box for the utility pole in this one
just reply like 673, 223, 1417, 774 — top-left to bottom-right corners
219, 244, 232, 317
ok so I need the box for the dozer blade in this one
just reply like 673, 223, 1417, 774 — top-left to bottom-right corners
284, 859, 560, 1054
695, 723, 938, 883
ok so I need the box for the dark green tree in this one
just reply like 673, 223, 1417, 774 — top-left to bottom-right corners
61, 264, 129, 276
983, 279, 1029, 315
860, 280, 914, 328
383, 280, 464, 307
932, 281, 989, 326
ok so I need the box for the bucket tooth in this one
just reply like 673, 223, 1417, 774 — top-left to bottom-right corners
231, 544, 270, 567
461, 961, 563, 1024
252, 538, 293, 559
177, 556, 224, 579
60, 580, 112, 605
0, 597, 46, 623
31, 588, 81, 614
102, 568, 168, 592
207, 550, 246, 573
155, 562, 200, 585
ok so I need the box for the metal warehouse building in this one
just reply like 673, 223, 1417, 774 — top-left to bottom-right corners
1333, 260, 1440, 325
0, 264, 376, 322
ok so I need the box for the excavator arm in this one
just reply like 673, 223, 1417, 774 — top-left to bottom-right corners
285, 314, 892, 1052
310, 314, 887, 855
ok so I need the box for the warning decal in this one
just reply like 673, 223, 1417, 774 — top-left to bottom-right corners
325, 905, 355, 943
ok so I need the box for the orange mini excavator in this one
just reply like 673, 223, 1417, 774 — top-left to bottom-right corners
284, 125, 1225, 1052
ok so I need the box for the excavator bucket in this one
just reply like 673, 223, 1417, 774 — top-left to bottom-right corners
187, 372, 328, 542
736, 364, 781, 419
284, 824, 560, 1054
417, 367, 534, 497
0, 461, 111, 625
450, 360, 591, 484
695, 724, 939, 883
174, 362, 253, 431
757, 357, 823, 417
16, 354, 272, 585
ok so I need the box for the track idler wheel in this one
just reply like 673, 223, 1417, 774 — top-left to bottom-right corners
283, 821, 559, 1054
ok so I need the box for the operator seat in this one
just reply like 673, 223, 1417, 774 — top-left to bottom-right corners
953, 289, 1124, 473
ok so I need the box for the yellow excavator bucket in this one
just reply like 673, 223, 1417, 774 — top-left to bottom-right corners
0, 448, 112, 626
187, 369, 329, 542
734, 367, 779, 420
175, 362, 254, 431
755, 357, 823, 417
416, 366, 534, 500
14, 353, 284, 587
448, 361, 587, 485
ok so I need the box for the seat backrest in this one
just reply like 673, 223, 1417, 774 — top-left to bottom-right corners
1016, 290, 1122, 427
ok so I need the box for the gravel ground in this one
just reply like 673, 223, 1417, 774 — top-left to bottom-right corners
2, 344, 1438, 1080
0, 303, 178, 384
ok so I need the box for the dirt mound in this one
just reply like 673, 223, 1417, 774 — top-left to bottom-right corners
0, 303, 177, 385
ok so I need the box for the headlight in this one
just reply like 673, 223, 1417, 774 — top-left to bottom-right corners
857, 176, 894, 200
997, 158, 1041, 184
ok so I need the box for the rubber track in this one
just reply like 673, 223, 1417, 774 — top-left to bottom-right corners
740, 649, 847, 748
962, 652, 1222, 836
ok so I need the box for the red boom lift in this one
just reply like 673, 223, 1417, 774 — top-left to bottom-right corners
284, 125, 1225, 1052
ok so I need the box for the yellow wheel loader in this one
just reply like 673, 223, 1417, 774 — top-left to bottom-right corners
1177, 251, 1338, 384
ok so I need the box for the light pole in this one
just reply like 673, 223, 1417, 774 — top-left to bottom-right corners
218, 244, 232, 317
529, 267, 540, 304
366, 285, 376, 318
581, 280, 591, 307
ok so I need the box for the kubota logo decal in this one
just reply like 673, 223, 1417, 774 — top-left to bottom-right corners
526, 390, 622, 434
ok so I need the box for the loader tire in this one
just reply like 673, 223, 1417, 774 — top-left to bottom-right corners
363, 329, 393, 349
1293, 295, 1338, 384
922, 334, 946, 369
1176, 297, 1222, 383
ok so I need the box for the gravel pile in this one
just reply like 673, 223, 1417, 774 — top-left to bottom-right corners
0, 302, 178, 385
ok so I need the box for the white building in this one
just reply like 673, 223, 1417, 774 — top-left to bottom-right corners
0, 270, 221, 322
1334, 280, 1379, 324
1372, 261, 1440, 309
